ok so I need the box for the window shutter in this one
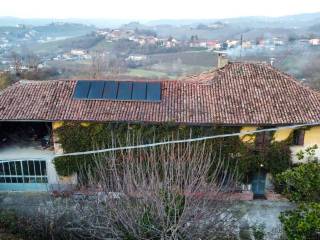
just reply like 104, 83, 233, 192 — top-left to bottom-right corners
255, 132, 270, 148
255, 133, 264, 146
298, 130, 305, 146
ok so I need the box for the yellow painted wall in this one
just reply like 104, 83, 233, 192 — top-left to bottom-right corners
304, 126, 320, 145
239, 126, 257, 143
290, 126, 320, 163
273, 128, 293, 142
80, 122, 91, 127
52, 121, 91, 129
273, 127, 320, 144
240, 126, 320, 163
52, 121, 64, 130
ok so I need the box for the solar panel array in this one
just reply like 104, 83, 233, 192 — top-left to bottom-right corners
73, 80, 161, 102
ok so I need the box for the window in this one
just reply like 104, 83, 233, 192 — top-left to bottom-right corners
292, 130, 305, 146
0, 160, 47, 184
255, 131, 271, 147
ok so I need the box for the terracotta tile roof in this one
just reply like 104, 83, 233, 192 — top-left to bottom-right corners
0, 62, 320, 125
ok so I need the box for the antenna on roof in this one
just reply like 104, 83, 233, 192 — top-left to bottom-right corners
240, 34, 243, 60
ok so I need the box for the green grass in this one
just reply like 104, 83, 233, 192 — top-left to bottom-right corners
126, 68, 170, 78
90, 40, 114, 51
148, 50, 217, 67
16, 37, 75, 54
23, 34, 104, 54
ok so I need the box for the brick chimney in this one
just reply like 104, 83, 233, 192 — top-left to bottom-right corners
217, 53, 229, 68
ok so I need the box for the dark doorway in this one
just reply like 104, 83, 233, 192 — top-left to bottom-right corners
251, 170, 267, 199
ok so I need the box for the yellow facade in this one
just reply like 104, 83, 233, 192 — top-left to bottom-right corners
272, 126, 320, 144
240, 126, 320, 144
80, 122, 91, 127
273, 128, 293, 142
290, 126, 320, 163
52, 121, 64, 130
304, 126, 320, 145
239, 126, 257, 143
52, 121, 91, 129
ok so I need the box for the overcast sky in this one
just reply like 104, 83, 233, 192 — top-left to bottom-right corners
1, 0, 320, 20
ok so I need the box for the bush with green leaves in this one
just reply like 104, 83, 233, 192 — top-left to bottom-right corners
296, 144, 318, 162
251, 223, 266, 240
276, 162, 320, 202
279, 203, 320, 240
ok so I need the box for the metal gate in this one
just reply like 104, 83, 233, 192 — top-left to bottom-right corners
0, 159, 48, 191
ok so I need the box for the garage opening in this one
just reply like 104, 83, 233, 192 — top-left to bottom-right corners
0, 122, 53, 191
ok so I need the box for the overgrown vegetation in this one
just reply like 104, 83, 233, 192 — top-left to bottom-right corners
279, 203, 320, 240
53, 122, 242, 176
2, 140, 241, 240
251, 223, 266, 240
65, 140, 239, 239
277, 145, 320, 239
277, 162, 320, 202
0, 72, 14, 90
54, 122, 292, 187
0, 207, 73, 240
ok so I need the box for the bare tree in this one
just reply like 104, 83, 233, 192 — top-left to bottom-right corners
10, 51, 22, 75
67, 139, 240, 239
25, 52, 41, 72
90, 51, 109, 79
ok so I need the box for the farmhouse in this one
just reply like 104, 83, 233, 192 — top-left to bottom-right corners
0, 60, 320, 196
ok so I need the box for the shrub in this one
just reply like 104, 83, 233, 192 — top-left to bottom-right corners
66, 141, 240, 239
279, 203, 320, 240
276, 162, 320, 202
251, 223, 266, 240
0, 205, 74, 240
296, 144, 318, 162
0, 210, 19, 233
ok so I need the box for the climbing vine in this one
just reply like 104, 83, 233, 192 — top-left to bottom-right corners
53, 122, 292, 184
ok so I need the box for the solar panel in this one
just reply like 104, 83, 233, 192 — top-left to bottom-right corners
102, 81, 118, 99
146, 82, 161, 101
73, 81, 91, 99
132, 82, 147, 100
88, 81, 105, 99
74, 80, 161, 102
117, 82, 133, 100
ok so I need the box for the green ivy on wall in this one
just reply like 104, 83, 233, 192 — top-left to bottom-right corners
53, 122, 292, 183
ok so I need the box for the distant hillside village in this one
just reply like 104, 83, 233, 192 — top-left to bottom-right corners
0, 19, 320, 90
1, 25, 320, 69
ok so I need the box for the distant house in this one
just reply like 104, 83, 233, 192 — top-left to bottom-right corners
198, 41, 208, 48
241, 41, 252, 49
109, 29, 122, 40
0, 58, 320, 194
70, 49, 87, 56
125, 54, 147, 62
225, 40, 239, 48
190, 40, 220, 49
206, 40, 221, 50
189, 40, 200, 48
273, 38, 285, 46
165, 38, 179, 48
145, 36, 158, 45
137, 37, 147, 45
309, 38, 320, 46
